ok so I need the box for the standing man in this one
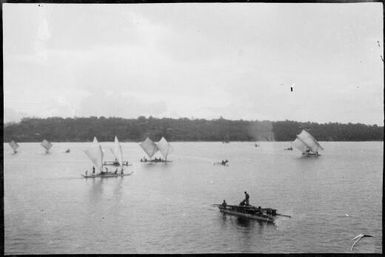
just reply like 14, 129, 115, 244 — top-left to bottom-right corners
244, 191, 250, 206
240, 191, 250, 206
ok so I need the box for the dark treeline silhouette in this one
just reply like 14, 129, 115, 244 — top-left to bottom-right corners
3, 116, 383, 142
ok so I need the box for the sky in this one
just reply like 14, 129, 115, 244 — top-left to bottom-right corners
3, 3, 384, 125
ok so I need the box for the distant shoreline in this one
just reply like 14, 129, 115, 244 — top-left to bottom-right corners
4, 117, 383, 142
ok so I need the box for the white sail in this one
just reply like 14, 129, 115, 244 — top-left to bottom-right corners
9, 140, 19, 153
156, 137, 172, 160
109, 148, 117, 159
41, 139, 52, 152
84, 144, 104, 172
139, 137, 158, 158
113, 136, 124, 166
296, 130, 323, 153
292, 137, 309, 153
93, 136, 106, 154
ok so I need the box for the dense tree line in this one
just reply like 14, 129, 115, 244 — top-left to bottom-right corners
3, 116, 383, 142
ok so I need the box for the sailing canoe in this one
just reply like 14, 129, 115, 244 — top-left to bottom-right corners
292, 130, 323, 157
216, 204, 278, 223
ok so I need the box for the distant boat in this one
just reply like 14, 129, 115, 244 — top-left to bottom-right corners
254, 143, 259, 147
41, 139, 53, 154
104, 136, 131, 166
93, 137, 98, 143
9, 140, 19, 154
139, 137, 169, 163
284, 146, 293, 151
65, 149, 70, 153
83, 143, 132, 178
155, 137, 173, 162
292, 130, 323, 157
214, 160, 229, 166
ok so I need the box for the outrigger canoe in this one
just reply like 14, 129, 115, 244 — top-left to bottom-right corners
103, 160, 132, 166
214, 204, 290, 223
82, 171, 133, 178
140, 159, 172, 163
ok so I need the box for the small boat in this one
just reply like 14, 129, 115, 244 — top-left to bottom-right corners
65, 149, 70, 153
284, 147, 293, 151
83, 142, 133, 178
140, 158, 172, 163
82, 171, 133, 178
41, 139, 53, 154
214, 160, 229, 166
214, 203, 290, 223
292, 130, 323, 157
9, 140, 19, 154
139, 137, 172, 163
254, 143, 259, 147
103, 136, 132, 166
103, 160, 132, 166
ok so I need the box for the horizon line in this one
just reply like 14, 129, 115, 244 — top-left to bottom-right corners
4, 115, 383, 127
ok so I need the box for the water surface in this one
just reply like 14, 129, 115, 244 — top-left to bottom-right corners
4, 142, 382, 253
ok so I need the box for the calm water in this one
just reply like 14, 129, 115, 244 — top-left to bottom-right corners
4, 142, 383, 254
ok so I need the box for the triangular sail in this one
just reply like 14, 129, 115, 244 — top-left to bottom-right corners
156, 137, 172, 160
113, 136, 124, 166
41, 139, 52, 152
9, 140, 19, 153
93, 136, 105, 153
296, 130, 323, 153
292, 137, 309, 153
139, 137, 158, 158
84, 144, 104, 172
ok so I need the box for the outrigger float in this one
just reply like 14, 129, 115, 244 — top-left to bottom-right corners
213, 203, 291, 223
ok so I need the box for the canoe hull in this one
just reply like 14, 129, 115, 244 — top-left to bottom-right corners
82, 172, 133, 178
140, 160, 172, 163
219, 208, 275, 223
103, 161, 132, 166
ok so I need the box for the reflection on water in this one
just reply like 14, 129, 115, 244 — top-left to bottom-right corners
141, 162, 173, 170
218, 212, 275, 234
88, 178, 104, 203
